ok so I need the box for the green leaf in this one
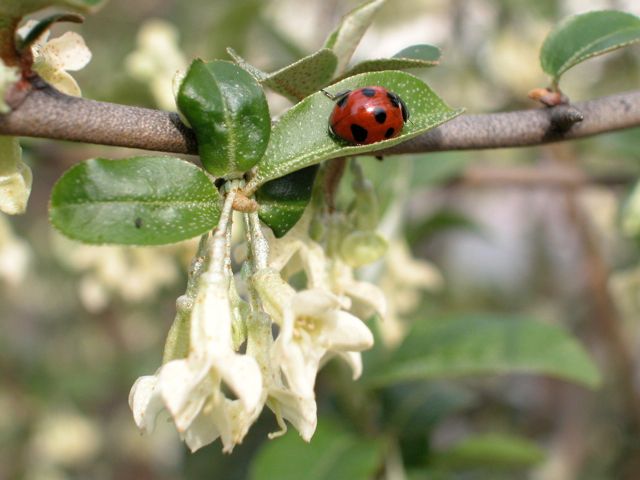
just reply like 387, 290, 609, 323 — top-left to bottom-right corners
229, 47, 338, 102
324, 0, 386, 74
250, 70, 462, 188
1, 0, 103, 16
226, 47, 269, 81
49, 156, 222, 246
176, 59, 271, 178
393, 44, 442, 61
250, 420, 384, 480
432, 433, 545, 470
257, 165, 319, 238
540, 10, 640, 85
366, 314, 602, 388
336, 44, 441, 80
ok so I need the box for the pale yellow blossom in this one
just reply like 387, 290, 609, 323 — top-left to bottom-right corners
19, 22, 92, 96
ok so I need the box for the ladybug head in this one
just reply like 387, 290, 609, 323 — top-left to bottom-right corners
387, 91, 410, 122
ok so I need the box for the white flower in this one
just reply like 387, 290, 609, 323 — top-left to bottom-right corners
265, 214, 386, 320
0, 136, 32, 215
244, 309, 318, 441
273, 288, 373, 398
329, 256, 386, 321
130, 271, 263, 453
125, 19, 187, 111
19, 21, 91, 96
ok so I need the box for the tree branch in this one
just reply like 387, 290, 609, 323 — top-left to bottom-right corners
1, 80, 639, 155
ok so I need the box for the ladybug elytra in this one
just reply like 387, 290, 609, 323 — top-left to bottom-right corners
323, 86, 409, 145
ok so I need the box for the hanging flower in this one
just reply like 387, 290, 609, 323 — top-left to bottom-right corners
270, 285, 374, 398
265, 212, 386, 321
130, 271, 263, 453
244, 310, 318, 441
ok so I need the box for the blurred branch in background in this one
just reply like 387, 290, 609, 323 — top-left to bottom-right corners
1, 79, 640, 157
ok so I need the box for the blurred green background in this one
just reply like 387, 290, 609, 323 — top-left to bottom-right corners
3, 0, 640, 479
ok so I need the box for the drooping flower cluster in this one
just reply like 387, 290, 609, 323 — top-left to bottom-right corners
129, 169, 386, 452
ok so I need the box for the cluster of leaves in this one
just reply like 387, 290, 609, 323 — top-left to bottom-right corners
44, 4, 640, 245
49, 0, 462, 244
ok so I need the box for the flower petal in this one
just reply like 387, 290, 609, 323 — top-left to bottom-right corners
252, 268, 296, 324
291, 289, 343, 318
190, 272, 232, 353
129, 375, 165, 433
274, 337, 323, 398
296, 240, 329, 288
338, 351, 363, 379
216, 353, 263, 411
343, 278, 387, 319
322, 310, 374, 352
182, 409, 222, 453
40, 32, 91, 71
157, 358, 211, 431
268, 388, 317, 442
34, 62, 82, 96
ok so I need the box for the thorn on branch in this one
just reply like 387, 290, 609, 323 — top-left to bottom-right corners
549, 105, 584, 132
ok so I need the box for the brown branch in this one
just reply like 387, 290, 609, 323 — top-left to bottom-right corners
451, 165, 634, 189
1, 79, 198, 153
1, 79, 640, 156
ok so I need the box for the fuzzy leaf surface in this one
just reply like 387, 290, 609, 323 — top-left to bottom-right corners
177, 59, 270, 178
50, 157, 221, 245
540, 10, 640, 84
251, 70, 462, 187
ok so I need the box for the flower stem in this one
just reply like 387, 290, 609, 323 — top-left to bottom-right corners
210, 186, 237, 276
248, 211, 269, 271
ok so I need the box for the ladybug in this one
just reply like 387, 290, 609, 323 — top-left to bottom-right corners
323, 86, 409, 145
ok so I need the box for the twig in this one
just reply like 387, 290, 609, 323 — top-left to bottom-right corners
452, 165, 634, 189
1, 79, 639, 156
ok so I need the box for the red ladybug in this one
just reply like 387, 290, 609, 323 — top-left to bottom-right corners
323, 86, 409, 145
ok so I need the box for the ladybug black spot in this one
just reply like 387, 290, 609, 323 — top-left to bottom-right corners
336, 94, 349, 107
385, 127, 395, 138
361, 88, 376, 98
373, 107, 387, 124
350, 123, 368, 143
